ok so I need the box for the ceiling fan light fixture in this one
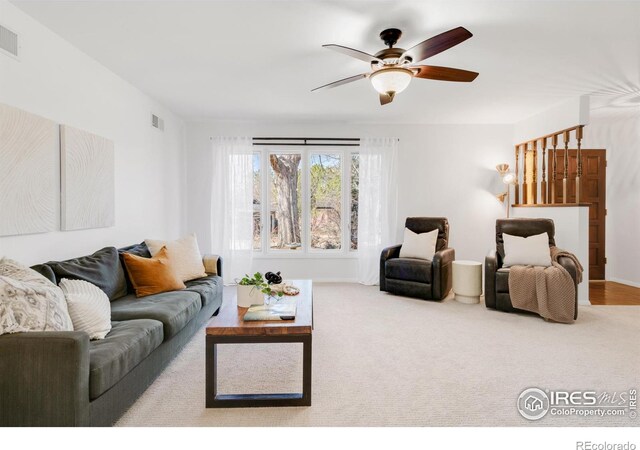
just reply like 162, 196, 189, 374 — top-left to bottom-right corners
314, 26, 477, 105
370, 67, 413, 96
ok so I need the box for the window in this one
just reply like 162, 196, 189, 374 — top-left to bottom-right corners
350, 154, 359, 250
252, 147, 358, 255
310, 154, 342, 250
269, 153, 302, 250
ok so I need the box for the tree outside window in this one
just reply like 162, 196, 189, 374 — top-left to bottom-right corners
253, 148, 358, 253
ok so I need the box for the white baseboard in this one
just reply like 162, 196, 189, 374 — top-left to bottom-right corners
607, 277, 640, 288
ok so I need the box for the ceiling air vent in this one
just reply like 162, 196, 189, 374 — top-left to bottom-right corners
0, 24, 19, 59
151, 113, 164, 131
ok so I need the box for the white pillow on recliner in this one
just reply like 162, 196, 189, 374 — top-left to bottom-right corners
502, 232, 552, 267
399, 228, 438, 260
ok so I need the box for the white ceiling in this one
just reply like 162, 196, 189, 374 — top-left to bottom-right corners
11, 0, 640, 124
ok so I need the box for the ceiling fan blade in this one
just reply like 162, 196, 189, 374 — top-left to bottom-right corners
323, 44, 382, 64
401, 26, 473, 64
379, 93, 394, 105
411, 65, 479, 82
311, 73, 368, 92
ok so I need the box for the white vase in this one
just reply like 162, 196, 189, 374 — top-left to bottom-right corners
236, 285, 264, 307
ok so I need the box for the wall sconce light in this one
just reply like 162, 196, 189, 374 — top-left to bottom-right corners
496, 163, 510, 176
496, 164, 516, 218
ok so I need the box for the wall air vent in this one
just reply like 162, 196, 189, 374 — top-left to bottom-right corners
0, 24, 19, 59
151, 113, 164, 131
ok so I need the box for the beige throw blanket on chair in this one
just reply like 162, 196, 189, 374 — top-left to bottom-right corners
508, 247, 583, 323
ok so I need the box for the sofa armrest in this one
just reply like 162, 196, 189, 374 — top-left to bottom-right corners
484, 250, 498, 309
432, 247, 455, 300
380, 244, 402, 291
557, 255, 578, 285
0, 331, 90, 426
381, 244, 402, 262
202, 254, 222, 277
433, 247, 455, 267
557, 255, 579, 320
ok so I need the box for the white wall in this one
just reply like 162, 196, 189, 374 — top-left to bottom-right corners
513, 96, 590, 144
186, 121, 513, 281
582, 111, 640, 287
0, 0, 187, 265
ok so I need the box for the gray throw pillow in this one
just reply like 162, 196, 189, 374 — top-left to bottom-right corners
47, 247, 127, 301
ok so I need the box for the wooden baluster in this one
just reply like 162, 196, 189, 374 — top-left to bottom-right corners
540, 137, 547, 204
563, 130, 569, 204
514, 145, 520, 204
532, 140, 538, 204
551, 134, 558, 204
575, 126, 583, 204
522, 142, 528, 204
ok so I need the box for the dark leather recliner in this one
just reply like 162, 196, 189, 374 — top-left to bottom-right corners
485, 218, 578, 319
380, 217, 455, 301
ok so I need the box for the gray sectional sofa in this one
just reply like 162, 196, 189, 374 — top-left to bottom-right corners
0, 242, 223, 427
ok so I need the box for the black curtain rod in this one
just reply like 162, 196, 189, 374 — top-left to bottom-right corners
252, 143, 359, 147
210, 137, 398, 142
252, 137, 360, 141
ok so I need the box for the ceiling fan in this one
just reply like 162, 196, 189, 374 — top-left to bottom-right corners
312, 27, 479, 105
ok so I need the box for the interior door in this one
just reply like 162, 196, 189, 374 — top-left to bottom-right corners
548, 149, 607, 280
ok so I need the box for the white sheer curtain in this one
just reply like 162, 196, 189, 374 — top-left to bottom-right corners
357, 137, 399, 285
210, 137, 254, 285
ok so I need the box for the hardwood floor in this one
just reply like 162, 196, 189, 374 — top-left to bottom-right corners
589, 281, 640, 305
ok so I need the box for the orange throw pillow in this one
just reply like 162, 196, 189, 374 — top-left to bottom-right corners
122, 246, 185, 297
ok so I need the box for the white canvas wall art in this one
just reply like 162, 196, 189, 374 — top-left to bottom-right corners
60, 125, 115, 230
0, 103, 57, 236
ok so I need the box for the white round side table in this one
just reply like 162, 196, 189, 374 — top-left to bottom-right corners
452, 260, 482, 304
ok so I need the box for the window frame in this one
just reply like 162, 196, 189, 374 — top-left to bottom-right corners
253, 145, 358, 259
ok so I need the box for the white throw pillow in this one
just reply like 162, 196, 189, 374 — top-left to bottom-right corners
145, 233, 207, 282
502, 232, 552, 267
399, 228, 439, 260
0, 258, 73, 335
60, 278, 111, 340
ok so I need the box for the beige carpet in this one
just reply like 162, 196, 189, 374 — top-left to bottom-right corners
116, 283, 640, 427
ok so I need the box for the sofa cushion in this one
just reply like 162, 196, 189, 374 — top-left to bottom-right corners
118, 242, 151, 258
385, 258, 432, 284
47, 247, 127, 301
496, 267, 510, 293
109, 290, 201, 339
29, 264, 56, 283
89, 319, 163, 400
184, 275, 223, 308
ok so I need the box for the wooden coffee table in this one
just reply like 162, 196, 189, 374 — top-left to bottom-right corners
205, 280, 313, 408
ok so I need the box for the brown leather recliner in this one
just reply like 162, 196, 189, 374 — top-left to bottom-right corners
485, 218, 578, 319
380, 217, 455, 301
